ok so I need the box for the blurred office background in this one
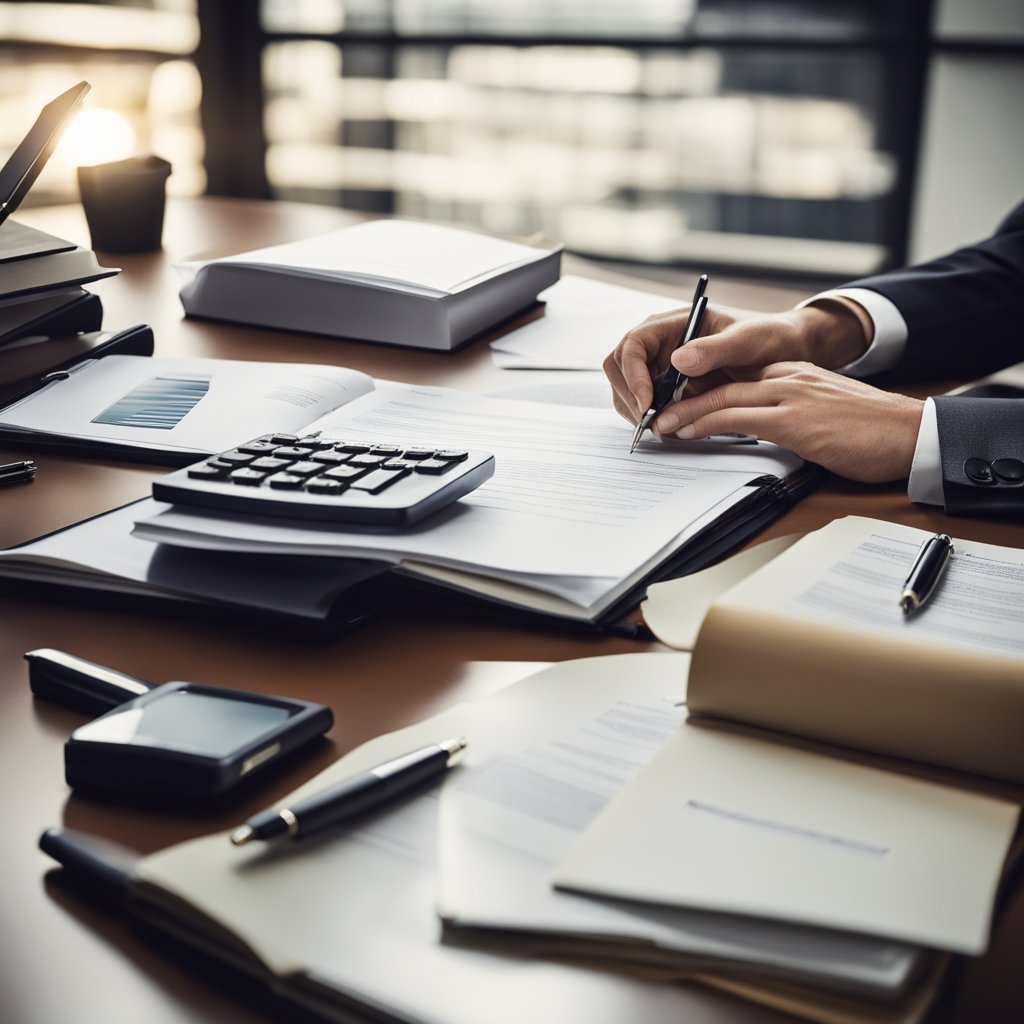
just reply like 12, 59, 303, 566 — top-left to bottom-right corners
1, 0, 1021, 282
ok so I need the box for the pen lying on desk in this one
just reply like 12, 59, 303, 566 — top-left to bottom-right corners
230, 737, 467, 846
0, 460, 37, 487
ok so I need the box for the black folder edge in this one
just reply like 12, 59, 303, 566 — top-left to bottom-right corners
0, 290, 104, 346
0, 323, 201, 463
0, 466, 824, 639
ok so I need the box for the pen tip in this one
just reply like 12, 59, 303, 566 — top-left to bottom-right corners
230, 825, 254, 847
442, 736, 468, 765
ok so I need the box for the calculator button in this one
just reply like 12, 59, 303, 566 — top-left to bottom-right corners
238, 440, 279, 455
350, 468, 410, 493
229, 468, 268, 485
348, 454, 387, 468
305, 478, 345, 495
322, 464, 367, 482
273, 446, 315, 459
219, 450, 256, 466
188, 463, 228, 480
249, 456, 292, 472
414, 458, 453, 474
310, 450, 351, 466
284, 461, 324, 477
152, 438, 495, 527
267, 473, 305, 489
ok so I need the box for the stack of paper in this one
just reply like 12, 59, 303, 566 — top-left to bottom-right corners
178, 219, 562, 351
126, 654, 1018, 1024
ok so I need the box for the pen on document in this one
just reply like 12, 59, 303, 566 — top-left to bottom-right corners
900, 533, 954, 615
629, 274, 709, 454
230, 737, 467, 846
0, 460, 37, 487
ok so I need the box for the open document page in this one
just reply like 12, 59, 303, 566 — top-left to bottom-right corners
133, 657, 733, 1024
0, 354, 374, 455
554, 724, 1019, 957
685, 516, 1024, 782
133, 386, 804, 615
438, 655, 926, 1000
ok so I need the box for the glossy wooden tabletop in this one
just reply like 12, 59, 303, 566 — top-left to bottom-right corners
1, 198, 1020, 1024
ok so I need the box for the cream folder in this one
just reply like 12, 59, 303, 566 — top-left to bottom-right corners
554, 724, 1018, 955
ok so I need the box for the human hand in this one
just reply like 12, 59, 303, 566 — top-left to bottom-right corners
604, 301, 870, 424
652, 362, 923, 483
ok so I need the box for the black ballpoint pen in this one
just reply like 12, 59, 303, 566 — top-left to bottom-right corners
230, 737, 467, 846
629, 274, 709, 454
0, 459, 37, 487
900, 533, 954, 614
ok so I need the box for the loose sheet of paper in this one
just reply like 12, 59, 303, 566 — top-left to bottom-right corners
554, 724, 1019, 955
438, 654, 921, 995
490, 275, 680, 370
134, 387, 803, 585
786, 529, 1024, 659
0, 355, 373, 454
642, 534, 802, 650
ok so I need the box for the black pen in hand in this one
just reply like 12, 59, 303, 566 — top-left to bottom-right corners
230, 737, 467, 846
629, 274, 709, 454
900, 533, 954, 615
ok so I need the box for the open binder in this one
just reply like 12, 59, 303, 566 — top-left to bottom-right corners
0, 333, 823, 635
0, 464, 823, 637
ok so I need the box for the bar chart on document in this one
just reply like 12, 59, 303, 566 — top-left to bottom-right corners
92, 375, 212, 430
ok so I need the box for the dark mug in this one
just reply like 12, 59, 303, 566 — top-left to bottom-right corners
77, 155, 172, 252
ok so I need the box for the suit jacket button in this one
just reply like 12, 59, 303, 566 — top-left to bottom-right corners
992, 457, 1024, 483
964, 457, 995, 484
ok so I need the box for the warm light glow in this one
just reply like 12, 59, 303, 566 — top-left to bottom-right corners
60, 108, 137, 168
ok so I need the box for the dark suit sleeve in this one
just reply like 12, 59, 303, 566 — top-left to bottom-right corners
933, 396, 1024, 516
846, 200, 1024, 383
846, 201, 1024, 516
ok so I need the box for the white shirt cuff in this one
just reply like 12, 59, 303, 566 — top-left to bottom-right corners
908, 397, 944, 506
799, 287, 909, 377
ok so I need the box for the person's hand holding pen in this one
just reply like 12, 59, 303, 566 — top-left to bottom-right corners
604, 297, 925, 484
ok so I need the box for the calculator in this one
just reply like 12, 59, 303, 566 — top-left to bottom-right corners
153, 432, 495, 526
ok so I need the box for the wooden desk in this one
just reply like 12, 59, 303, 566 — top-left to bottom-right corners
1, 198, 1021, 1023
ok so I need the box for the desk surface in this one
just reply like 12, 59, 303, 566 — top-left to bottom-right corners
1, 198, 1021, 1024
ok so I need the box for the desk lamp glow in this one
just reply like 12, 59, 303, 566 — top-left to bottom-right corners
59, 107, 136, 169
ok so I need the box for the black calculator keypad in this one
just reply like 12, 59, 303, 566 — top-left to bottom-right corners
154, 433, 496, 526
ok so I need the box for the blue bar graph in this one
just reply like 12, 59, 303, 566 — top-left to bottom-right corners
92, 375, 211, 430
